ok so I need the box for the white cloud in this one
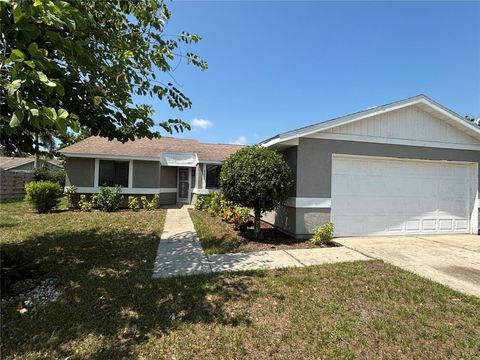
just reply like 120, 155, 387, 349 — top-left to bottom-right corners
229, 136, 247, 145
191, 118, 213, 129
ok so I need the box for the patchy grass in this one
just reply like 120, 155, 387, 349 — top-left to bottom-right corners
190, 210, 316, 254
1, 201, 480, 359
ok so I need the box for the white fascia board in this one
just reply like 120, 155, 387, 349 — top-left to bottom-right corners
261, 95, 480, 147
73, 187, 177, 194
62, 153, 161, 161
192, 188, 221, 195
284, 197, 331, 208
160, 152, 198, 166
199, 160, 224, 165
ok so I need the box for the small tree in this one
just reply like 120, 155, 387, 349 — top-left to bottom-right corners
220, 146, 293, 239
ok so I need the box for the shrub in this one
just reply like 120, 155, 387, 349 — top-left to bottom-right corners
232, 206, 251, 232
207, 192, 223, 216
64, 185, 77, 208
221, 146, 293, 239
96, 186, 123, 212
33, 167, 66, 187
141, 194, 159, 210
194, 195, 210, 211
24, 181, 63, 213
1, 250, 43, 295
91, 194, 99, 209
128, 196, 140, 211
78, 195, 92, 211
312, 222, 335, 245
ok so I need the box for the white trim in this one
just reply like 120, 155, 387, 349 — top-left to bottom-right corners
128, 160, 133, 188
284, 197, 331, 208
62, 152, 161, 161
192, 188, 221, 195
73, 187, 176, 194
306, 132, 480, 151
331, 153, 478, 166
94, 159, 99, 188
202, 163, 206, 189
261, 95, 480, 148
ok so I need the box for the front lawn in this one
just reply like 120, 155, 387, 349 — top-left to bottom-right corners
1, 201, 479, 359
190, 209, 316, 254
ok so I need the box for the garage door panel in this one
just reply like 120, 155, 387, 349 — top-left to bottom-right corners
331, 156, 474, 237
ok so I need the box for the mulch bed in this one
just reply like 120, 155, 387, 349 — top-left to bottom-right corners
232, 216, 337, 252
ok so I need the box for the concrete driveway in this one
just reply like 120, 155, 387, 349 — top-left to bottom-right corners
335, 235, 480, 297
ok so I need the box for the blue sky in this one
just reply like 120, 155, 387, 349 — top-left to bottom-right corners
136, 1, 480, 145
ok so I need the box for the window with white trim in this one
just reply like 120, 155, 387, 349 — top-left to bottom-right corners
98, 160, 129, 187
206, 164, 221, 189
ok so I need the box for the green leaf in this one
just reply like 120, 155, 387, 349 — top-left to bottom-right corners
7, 80, 23, 96
12, 3, 24, 23
28, 42, 39, 56
36, 71, 49, 82
58, 108, 69, 119
93, 96, 102, 106
33, 0, 42, 6
24, 60, 36, 68
56, 83, 65, 96
10, 49, 25, 62
10, 110, 24, 127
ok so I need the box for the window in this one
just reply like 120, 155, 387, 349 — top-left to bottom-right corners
206, 164, 221, 188
98, 160, 129, 187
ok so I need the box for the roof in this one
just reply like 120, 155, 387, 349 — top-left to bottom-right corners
260, 94, 480, 147
59, 136, 243, 162
0, 157, 61, 170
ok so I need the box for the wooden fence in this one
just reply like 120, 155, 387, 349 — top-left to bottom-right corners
0, 169, 35, 202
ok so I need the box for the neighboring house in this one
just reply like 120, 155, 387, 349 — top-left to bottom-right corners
0, 157, 63, 202
260, 95, 480, 238
0, 156, 62, 172
59, 137, 243, 205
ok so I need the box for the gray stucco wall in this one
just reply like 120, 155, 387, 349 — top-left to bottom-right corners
65, 158, 95, 187
132, 161, 160, 188
297, 138, 480, 198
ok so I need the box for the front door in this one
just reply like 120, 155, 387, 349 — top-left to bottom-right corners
178, 168, 190, 203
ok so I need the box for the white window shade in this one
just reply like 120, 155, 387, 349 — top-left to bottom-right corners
160, 152, 198, 166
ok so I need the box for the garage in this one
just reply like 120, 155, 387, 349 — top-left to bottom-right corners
331, 155, 478, 237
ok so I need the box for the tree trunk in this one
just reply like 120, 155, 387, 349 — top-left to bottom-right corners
254, 208, 261, 239
34, 133, 40, 169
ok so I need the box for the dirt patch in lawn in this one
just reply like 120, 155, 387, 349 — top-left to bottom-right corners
189, 210, 337, 254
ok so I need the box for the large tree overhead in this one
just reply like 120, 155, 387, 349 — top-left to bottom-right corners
220, 146, 293, 239
0, 0, 207, 154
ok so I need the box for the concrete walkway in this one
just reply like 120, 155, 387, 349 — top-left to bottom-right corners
153, 207, 369, 278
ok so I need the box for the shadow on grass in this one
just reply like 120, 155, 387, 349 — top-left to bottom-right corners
1, 228, 256, 359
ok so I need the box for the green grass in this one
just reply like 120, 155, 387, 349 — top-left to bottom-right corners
189, 209, 249, 254
1, 201, 480, 359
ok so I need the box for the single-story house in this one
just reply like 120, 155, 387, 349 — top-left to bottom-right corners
260, 95, 480, 238
0, 156, 62, 172
59, 137, 243, 205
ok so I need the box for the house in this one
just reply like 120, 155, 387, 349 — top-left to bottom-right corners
0, 157, 63, 202
59, 137, 243, 205
260, 95, 480, 238
0, 156, 62, 172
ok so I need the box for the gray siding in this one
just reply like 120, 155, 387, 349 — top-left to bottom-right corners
159, 192, 176, 205
160, 166, 177, 188
297, 138, 480, 198
65, 158, 95, 187
132, 161, 159, 188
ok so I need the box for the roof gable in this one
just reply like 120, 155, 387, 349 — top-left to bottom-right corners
262, 95, 480, 150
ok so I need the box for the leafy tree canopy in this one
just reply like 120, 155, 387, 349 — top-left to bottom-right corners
220, 146, 293, 238
0, 0, 207, 154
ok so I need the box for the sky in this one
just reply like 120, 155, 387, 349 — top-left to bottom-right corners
134, 1, 480, 145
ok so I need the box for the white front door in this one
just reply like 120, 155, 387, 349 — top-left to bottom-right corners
177, 168, 190, 203
331, 155, 477, 237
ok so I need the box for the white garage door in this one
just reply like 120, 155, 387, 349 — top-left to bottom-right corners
331, 155, 476, 237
